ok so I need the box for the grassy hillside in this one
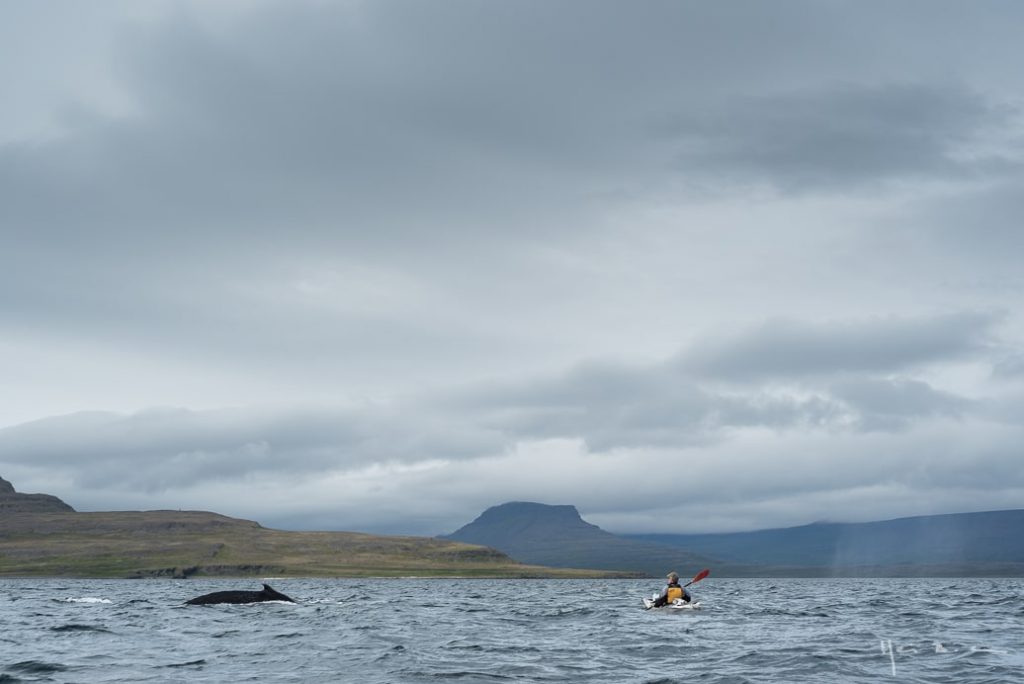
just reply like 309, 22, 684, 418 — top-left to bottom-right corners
0, 510, 627, 579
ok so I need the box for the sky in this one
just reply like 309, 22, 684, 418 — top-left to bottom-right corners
2, 0, 1023, 537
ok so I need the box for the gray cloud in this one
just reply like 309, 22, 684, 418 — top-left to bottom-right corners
7, 1, 1024, 255
445, 361, 845, 452
829, 378, 970, 432
3, 1, 1024, 534
2, 1, 1021, 378
661, 83, 1018, 192
907, 183, 1024, 272
2, 312, 1008, 519
0, 405, 502, 492
993, 354, 1024, 379
440, 313, 1001, 451
680, 312, 999, 380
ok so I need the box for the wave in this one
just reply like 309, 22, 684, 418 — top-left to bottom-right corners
8, 661, 67, 674
49, 624, 112, 633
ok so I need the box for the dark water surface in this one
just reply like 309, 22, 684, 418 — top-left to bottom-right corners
1, 578, 1021, 683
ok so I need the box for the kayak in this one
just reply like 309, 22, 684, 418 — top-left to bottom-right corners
643, 570, 711, 612
643, 598, 702, 611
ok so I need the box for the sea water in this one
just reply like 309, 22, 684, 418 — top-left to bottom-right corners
1, 577, 1021, 683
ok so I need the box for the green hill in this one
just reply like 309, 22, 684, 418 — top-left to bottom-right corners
0, 476, 635, 578
0, 509, 629, 578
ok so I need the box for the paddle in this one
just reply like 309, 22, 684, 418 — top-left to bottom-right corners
683, 568, 710, 588
644, 568, 710, 609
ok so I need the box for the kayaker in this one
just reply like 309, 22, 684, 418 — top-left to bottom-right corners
651, 571, 691, 607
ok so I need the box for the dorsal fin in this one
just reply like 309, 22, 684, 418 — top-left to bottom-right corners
260, 583, 296, 602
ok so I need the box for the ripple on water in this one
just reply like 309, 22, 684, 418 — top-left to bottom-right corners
164, 659, 207, 668
49, 623, 112, 633
7, 660, 67, 674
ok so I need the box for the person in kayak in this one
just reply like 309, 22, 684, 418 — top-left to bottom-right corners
652, 571, 691, 607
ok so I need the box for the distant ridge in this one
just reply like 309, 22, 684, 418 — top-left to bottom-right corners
444, 502, 713, 577
0, 476, 75, 513
446, 502, 1024, 577
626, 509, 1024, 575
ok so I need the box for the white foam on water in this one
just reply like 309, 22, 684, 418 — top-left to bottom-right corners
62, 597, 113, 604
880, 639, 896, 675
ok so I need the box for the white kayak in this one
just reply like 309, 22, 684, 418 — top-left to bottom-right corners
643, 598, 702, 611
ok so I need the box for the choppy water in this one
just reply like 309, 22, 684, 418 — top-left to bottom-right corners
1, 577, 1022, 683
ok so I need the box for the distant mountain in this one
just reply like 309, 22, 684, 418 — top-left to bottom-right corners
0, 476, 75, 513
444, 502, 713, 577
626, 509, 1024, 575
446, 502, 1024, 577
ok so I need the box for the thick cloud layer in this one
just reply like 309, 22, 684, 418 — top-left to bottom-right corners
3, 311, 1021, 534
2, 1, 1023, 534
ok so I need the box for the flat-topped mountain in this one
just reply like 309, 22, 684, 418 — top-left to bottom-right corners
444, 502, 712, 577
0, 476, 75, 513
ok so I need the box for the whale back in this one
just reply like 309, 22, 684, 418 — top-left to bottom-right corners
185, 583, 296, 605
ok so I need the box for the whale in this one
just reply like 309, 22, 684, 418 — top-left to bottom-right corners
185, 583, 296, 605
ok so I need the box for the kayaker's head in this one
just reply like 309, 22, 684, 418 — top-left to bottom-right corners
667, 572, 679, 584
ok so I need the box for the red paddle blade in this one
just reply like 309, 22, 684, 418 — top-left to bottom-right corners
687, 568, 710, 586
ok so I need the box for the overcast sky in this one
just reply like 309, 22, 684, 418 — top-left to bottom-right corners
2, 0, 1023, 536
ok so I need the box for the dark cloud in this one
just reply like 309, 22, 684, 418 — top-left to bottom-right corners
6, 1, 1023, 256
2, 1, 1021, 376
661, 83, 1018, 192
829, 378, 970, 432
680, 312, 999, 380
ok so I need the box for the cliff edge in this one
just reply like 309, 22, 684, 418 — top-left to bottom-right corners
0, 476, 76, 513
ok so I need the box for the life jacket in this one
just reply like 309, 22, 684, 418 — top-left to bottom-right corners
666, 585, 685, 603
